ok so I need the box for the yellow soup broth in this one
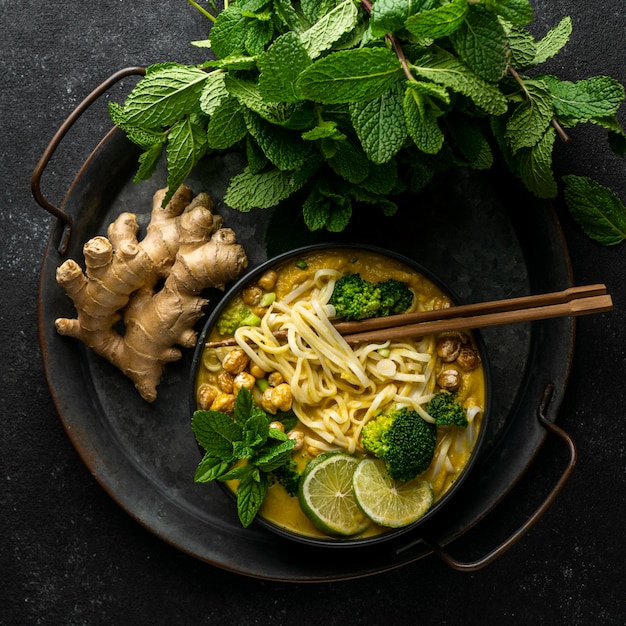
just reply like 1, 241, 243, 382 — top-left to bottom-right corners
195, 248, 487, 540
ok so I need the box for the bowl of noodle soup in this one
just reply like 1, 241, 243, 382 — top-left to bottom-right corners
191, 244, 491, 546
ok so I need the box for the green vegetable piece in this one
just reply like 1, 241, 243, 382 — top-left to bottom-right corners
426, 391, 468, 427
299, 0, 359, 59
216, 306, 262, 335
403, 83, 445, 155
296, 48, 403, 104
361, 407, 437, 482
206, 98, 248, 150
533, 16, 572, 65
563, 175, 626, 246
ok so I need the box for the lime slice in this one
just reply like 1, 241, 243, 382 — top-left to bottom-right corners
353, 458, 434, 528
298, 452, 370, 536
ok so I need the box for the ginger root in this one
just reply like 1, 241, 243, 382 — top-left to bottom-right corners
55, 185, 248, 402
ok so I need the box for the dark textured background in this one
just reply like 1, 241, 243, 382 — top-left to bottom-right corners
2, 1, 625, 624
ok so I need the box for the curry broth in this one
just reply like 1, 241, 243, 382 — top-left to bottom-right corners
195, 248, 486, 540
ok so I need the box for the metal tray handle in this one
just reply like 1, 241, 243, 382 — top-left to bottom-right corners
421, 383, 577, 571
31, 66, 145, 254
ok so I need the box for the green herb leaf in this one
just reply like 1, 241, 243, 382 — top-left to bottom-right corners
164, 116, 208, 204
410, 48, 508, 115
258, 32, 311, 102
206, 98, 247, 150
192, 410, 242, 459
563, 175, 626, 245
449, 6, 510, 82
350, 82, 408, 164
194, 454, 231, 483
209, 4, 247, 59
540, 75, 626, 125
504, 80, 554, 152
482, 0, 534, 26
299, 0, 359, 59
254, 439, 297, 472
404, 0, 468, 39
236, 470, 268, 527
225, 166, 304, 210
199, 71, 229, 115
296, 47, 403, 104
370, 0, 431, 37
513, 126, 558, 198
122, 66, 208, 128
533, 16, 572, 65
404, 82, 445, 155
133, 144, 164, 183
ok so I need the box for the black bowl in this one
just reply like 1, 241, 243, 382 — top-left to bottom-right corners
189, 243, 492, 548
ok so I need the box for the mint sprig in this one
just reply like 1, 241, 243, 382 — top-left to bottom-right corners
191, 387, 296, 527
110, 0, 626, 247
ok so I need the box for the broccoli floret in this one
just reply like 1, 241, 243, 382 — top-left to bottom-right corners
216, 306, 262, 335
377, 278, 414, 316
329, 273, 382, 321
271, 460, 301, 496
329, 273, 413, 321
426, 391, 468, 427
361, 407, 436, 482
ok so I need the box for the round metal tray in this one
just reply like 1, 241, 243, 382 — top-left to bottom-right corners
34, 74, 576, 581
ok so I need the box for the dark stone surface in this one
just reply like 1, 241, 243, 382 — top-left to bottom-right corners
2, 1, 625, 623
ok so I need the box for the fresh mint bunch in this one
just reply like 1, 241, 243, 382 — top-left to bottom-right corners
191, 387, 297, 527
109, 0, 626, 246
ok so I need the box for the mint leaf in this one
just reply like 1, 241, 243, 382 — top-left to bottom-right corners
164, 116, 208, 203
236, 470, 268, 527
254, 439, 297, 472
447, 116, 494, 168
404, 0, 468, 39
225, 74, 294, 125
410, 48, 508, 115
504, 80, 554, 152
199, 71, 229, 115
299, 0, 359, 59
209, 4, 247, 59
133, 144, 164, 183
403, 83, 444, 154
245, 16, 274, 56
503, 23, 537, 68
225, 166, 304, 210
482, 0, 533, 26
370, 0, 431, 37
361, 160, 398, 195
206, 98, 247, 150
192, 410, 242, 459
258, 32, 311, 102
296, 47, 403, 104
563, 175, 626, 245
540, 75, 625, 125
533, 16, 572, 65
327, 138, 370, 184
350, 82, 408, 164
194, 454, 230, 482
244, 110, 312, 170
301, 119, 346, 140
233, 386, 255, 424
450, 6, 510, 82
513, 126, 557, 198
122, 66, 208, 128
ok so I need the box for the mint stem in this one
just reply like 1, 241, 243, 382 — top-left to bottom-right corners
508, 66, 569, 142
360, 0, 415, 82
186, 0, 216, 23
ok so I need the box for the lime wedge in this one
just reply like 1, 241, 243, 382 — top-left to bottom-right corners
298, 453, 370, 536
353, 457, 434, 528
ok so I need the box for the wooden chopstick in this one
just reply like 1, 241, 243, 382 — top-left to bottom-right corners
204, 284, 612, 349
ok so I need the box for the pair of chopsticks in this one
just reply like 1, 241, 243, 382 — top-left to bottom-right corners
205, 284, 612, 349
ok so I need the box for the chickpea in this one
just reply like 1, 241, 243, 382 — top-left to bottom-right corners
288, 430, 304, 451
457, 347, 480, 370
233, 371, 256, 393
437, 368, 462, 392
258, 269, 278, 291
242, 284, 263, 306
217, 371, 234, 393
267, 371, 284, 387
432, 297, 452, 311
269, 421, 285, 432
270, 383, 293, 412
261, 387, 278, 414
210, 392, 236, 413
197, 384, 218, 410
248, 362, 267, 379
222, 348, 249, 375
